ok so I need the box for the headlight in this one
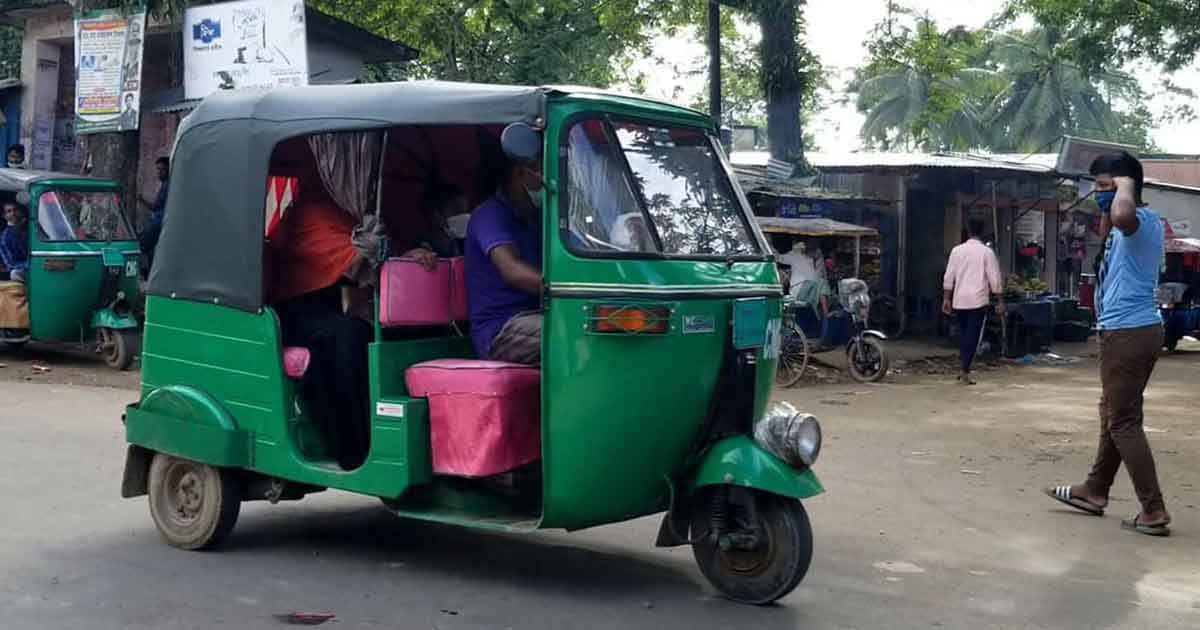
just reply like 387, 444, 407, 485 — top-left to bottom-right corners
753, 402, 822, 468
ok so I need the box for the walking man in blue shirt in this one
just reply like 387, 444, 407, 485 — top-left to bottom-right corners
1046, 152, 1171, 536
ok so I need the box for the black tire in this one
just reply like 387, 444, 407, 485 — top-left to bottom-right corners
847, 336, 888, 383
148, 454, 241, 550
775, 321, 810, 388
100, 328, 139, 370
692, 491, 814, 605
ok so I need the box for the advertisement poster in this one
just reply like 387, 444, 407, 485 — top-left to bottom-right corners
74, 8, 147, 135
184, 0, 308, 100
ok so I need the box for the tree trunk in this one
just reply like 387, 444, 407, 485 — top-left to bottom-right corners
755, 0, 805, 163
78, 0, 141, 226
707, 2, 722, 126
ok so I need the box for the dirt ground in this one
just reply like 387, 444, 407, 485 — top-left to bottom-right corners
0, 341, 141, 390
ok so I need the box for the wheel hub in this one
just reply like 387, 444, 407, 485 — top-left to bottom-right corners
167, 466, 205, 523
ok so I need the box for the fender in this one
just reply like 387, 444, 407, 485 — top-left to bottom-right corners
862, 329, 887, 340
656, 435, 824, 547
91, 307, 139, 331
689, 435, 824, 499
124, 385, 251, 470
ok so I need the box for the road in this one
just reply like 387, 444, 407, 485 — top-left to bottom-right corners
0, 345, 1197, 629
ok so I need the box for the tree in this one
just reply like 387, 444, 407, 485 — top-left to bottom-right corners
1003, 0, 1200, 73
310, 0, 674, 86
985, 28, 1148, 151
851, 7, 1000, 150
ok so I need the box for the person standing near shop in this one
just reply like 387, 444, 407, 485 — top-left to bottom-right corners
138, 157, 170, 278
942, 219, 1004, 385
1045, 151, 1171, 537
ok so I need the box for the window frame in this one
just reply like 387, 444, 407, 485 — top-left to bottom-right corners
557, 113, 768, 262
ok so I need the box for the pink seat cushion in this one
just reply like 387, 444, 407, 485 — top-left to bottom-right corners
405, 359, 541, 478
282, 346, 310, 380
379, 257, 466, 327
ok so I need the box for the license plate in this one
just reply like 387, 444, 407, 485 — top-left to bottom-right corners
732, 298, 768, 350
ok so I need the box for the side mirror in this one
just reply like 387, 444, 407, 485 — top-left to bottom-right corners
15, 191, 29, 205
501, 122, 542, 165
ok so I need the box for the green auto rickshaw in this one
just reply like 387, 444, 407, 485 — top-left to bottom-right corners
121, 81, 825, 604
0, 168, 141, 369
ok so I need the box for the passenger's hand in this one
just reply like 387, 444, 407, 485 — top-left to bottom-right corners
403, 247, 437, 271
941, 298, 952, 316
1112, 176, 1137, 194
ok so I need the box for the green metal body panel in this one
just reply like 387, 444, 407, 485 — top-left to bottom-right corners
536, 97, 783, 530
126, 93, 807, 534
21, 179, 140, 342
691, 435, 825, 500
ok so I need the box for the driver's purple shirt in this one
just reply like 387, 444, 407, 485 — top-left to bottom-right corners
465, 194, 541, 358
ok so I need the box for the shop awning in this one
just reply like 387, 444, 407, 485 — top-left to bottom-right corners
1166, 237, 1200, 254
756, 216, 878, 238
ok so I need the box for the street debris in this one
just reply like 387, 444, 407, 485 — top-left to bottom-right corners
275, 612, 335, 625
960, 469, 983, 476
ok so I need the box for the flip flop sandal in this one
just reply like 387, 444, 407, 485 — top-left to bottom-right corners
1121, 514, 1171, 537
1044, 485, 1104, 516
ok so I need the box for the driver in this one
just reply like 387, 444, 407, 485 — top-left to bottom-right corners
465, 125, 544, 365
1, 202, 29, 282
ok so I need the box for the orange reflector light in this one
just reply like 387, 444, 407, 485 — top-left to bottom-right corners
589, 305, 671, 334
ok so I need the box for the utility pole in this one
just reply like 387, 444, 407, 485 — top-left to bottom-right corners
707, 1, 721, 127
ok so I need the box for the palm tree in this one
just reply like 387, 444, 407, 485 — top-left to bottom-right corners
985, 28, 1138, 152
857, 65, 995, 151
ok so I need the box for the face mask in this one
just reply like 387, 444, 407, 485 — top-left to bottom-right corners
524, 184, 542, 210
1095, 191, 1115, 214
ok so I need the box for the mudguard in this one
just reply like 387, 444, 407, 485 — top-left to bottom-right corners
124, 385, 251, 469
862, 329, 887, 340
690, 435, 824, 499
91, 307, 139, 331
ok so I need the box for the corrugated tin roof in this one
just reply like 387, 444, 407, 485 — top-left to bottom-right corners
733, 165, 883, 201
757, 216, 878, 238
731, 150, 1057, 175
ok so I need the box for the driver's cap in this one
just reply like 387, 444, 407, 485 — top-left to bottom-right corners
501, 122, 542, 165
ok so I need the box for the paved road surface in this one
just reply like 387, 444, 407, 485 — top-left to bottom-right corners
1, 352, 1197, 629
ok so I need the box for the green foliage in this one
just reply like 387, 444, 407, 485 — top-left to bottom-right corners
851, 4, 1158, 152
309, 0, 676, 87
1003, 0, 1200, 73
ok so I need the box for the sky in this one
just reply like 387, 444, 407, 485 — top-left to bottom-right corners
631, 0, 1200, 154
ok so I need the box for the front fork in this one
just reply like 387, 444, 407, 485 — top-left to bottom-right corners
708, 486, 765, 551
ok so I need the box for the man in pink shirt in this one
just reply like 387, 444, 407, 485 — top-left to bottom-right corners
942, 219, 1005, 384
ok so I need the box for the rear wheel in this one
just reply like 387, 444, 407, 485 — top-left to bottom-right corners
148, 454, 241, 550
775, 321, 810, 388
847, 336, 888, 383
691, 489, 814, 605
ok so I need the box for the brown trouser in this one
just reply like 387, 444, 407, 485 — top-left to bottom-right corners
1085, 324, 1166, 515
489, 311, 543, 366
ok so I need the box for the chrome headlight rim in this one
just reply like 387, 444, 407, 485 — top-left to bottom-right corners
754, 402, 822, 469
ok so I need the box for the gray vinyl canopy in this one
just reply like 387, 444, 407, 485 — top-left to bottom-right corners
147, 80, 549, 312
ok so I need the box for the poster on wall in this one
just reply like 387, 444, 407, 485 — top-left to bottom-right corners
184, 0, 308, 100
74, 8, 147, 135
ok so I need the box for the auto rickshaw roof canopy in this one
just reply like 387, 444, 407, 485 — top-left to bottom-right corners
0, 168, 112, 193
756, 216, 879, 238
148, 80, 709, 312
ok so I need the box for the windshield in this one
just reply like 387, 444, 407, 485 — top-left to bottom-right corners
564, 117, 760, 258
37, 190, 133, 242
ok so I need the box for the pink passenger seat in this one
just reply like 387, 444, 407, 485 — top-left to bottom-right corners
379, 257, 467, 326
405, 359, 541, 478
282, 347, 311, 380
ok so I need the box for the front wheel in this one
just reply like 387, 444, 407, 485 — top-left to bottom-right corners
691, 490, 814, 605
847, 336, 888, 383
99, 328, 140, 370
148, 454, 241, 550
